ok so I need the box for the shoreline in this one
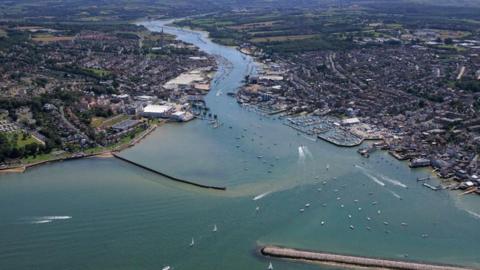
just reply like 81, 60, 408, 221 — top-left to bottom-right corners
0, 122, 160, 174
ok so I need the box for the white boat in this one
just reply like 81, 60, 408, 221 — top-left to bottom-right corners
305, 203, 310, 207
321, 221, 325, 225
189, 238, 195, 247
162, 266, 171, 270
213, 224, 218, 232
349, 225, 355, 230
256, 206, 260, 211
299, 208, 305, 213
326, 164, 330, 170
268, 262, 274, 270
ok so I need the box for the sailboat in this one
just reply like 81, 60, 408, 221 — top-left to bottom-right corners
268, 262, 274, 270
189, 238, 195, 247
213, 224, 218, 232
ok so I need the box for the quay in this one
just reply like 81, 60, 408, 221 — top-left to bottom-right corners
260, 245, 475, 270
112, 153, 227, 191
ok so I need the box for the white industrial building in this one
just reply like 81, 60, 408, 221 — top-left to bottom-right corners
141, 105, 173, 118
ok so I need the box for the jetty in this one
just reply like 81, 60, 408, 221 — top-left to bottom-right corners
112, 153, 226, 191
423, 183, 440, 191
260, 246, 475, 270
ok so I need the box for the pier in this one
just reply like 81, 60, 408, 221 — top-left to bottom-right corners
260, 246, 475, 270
112, 153, 227, 191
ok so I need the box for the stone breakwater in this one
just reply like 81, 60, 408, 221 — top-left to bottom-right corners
260, 246, 475, 270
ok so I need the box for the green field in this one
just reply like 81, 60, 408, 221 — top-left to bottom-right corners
6, 132, 40, 148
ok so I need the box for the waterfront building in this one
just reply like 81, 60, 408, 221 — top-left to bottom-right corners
141, 105, 174, 118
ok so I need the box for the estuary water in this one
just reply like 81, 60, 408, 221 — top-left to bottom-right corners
1, 20, 480, 270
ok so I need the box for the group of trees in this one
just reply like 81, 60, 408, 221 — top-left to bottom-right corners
0, 132, 50, 162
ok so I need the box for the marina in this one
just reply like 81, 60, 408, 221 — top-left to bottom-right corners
284, 116, 364, 147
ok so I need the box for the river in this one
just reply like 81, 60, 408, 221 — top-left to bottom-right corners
1, 20, 480, 270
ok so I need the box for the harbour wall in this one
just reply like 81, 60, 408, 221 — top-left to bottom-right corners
260, 245, 475, 270
112, 153, 227, 191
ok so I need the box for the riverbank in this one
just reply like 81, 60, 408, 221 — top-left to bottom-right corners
0, 122, 161, 174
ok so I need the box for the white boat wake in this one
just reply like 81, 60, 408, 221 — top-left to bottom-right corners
355, 165, 385, 186
380, 175, 408, 188
302, 146, 313, 159
466, 210, 480, 219
27, 216, 72, 224
253, 191, 271, 201
298, 145, 313, 162
387, 189, 402, 199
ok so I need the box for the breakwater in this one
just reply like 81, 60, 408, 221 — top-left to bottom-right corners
112, 153, 227, 191
260, 246, 475, 270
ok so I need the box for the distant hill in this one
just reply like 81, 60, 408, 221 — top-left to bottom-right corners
0, 0, 479, 22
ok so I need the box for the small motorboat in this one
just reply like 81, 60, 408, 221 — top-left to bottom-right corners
213, 224, 218, 232
268, 262, 274, 270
